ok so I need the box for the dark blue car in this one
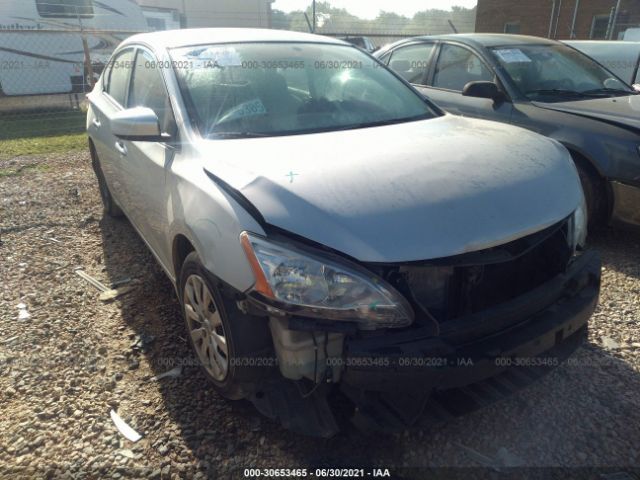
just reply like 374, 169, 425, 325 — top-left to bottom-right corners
376, 34, 640, 228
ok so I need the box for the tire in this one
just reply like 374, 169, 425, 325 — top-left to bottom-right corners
89, 142, 123, 218
575, 162, 605, 229
178, 251, 274, 400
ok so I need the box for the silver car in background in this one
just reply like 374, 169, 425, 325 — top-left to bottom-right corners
87, 29, 600, 437
565, 40, 640, 91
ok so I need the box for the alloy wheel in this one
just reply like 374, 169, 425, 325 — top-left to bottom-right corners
183, 274, 229, 381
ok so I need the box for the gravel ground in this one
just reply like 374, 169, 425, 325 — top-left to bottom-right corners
1, 151, 639, 479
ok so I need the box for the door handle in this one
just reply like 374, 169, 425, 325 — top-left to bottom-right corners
115, 141, 127, 156
92, 118, 101, 128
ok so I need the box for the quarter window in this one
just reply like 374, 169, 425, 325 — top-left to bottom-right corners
105, 49, 134, 107
388, 44, 435, 84
128, 50, 175, 134
433, 44, 493, 91
35, 0, 94, 18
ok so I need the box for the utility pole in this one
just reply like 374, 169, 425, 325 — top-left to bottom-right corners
312, 0, 316, 33
77, 8, 94, 91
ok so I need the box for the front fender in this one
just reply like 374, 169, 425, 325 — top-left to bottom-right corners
167, 166, 266, 293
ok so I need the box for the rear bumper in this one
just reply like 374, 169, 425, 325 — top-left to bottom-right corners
611, 180, 640, 226
340, 250, 601, 430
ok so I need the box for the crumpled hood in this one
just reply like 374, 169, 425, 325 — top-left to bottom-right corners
533, 94, 640, 131
198, 115, 582, 262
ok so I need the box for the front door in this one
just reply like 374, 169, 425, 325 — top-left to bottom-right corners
418, 43, 513, 124
118, 48, 177, 268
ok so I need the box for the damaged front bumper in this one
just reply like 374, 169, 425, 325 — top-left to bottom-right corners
250, 250, 601, 436
340, 249, 600, 431
246, 251, 601, 437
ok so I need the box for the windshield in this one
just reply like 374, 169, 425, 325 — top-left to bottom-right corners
170, 42, 436, 138
489, 44, 635, 102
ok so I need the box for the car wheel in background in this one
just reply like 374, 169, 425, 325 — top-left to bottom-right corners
575, 160, 606, 230
178, 251, 274, 400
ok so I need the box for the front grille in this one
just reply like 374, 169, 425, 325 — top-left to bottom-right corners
373, 219, 573, 325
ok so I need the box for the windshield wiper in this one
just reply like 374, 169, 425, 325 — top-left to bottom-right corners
580, 88, 637, 96
208, 131, 271, 139
525, 89, 588, 98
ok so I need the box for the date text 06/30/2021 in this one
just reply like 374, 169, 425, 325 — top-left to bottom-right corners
243, 468, 392, 477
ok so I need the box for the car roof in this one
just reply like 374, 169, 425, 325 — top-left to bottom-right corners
121, 28, 348, 50
398, 33, 558, 49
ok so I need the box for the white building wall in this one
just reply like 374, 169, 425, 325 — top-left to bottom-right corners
136, 0, 272, 28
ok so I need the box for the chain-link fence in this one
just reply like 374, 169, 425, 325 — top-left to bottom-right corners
3, 0, 640, 141
0, 28, 143, 140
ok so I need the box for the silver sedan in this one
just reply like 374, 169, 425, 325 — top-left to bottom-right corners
87, 28, 599, 437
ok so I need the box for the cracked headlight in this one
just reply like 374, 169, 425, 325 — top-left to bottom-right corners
240, 232, 414, 330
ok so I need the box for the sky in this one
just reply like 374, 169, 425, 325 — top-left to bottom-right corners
272, 0, 478, 19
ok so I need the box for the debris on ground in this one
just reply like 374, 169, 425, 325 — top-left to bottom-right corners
16, 303, 30, 320
99, 285, 134, 302
110, 410, 142, 442
115, 448, 138, 460
75, 269, 110, 292
151, 366, 183, 381
602, 336, 621, 350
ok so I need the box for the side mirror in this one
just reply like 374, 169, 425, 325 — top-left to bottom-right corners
462, 81, 506, 102
111, 107, 167, 141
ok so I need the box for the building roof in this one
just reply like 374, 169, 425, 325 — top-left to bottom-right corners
122, 28, 348, 49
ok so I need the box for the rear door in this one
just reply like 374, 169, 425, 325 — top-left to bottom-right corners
419, 42, 513, 123
118, 47, 177, 267
89, 47, 135, 205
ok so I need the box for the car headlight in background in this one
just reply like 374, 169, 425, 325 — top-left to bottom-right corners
240, 232, 414, 330
569, 197, 588, 251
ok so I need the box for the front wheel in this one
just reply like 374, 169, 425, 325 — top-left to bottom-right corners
178, 252, 274, 399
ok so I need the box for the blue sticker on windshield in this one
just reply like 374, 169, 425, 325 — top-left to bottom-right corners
218, 99, 267, 123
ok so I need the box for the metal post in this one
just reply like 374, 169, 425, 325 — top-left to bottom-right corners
570, 0, 580, 39
77, 10, 95, 90
605, 6, 615, 40
553, 0, 563, 38
312, 0, 316, 33
609, 0, 622, 39
548, 0, 557, 38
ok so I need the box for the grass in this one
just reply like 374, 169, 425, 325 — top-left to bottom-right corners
0, 109, 86, 140
0, 133, 87, 160
0, 109, 87, 160
0, 162, 51, 177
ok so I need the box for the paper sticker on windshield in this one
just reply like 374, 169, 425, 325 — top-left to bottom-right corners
193, 46, 242, 68
493, 49, 532, 63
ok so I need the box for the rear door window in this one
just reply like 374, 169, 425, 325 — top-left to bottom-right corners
387, 43, 435, 85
